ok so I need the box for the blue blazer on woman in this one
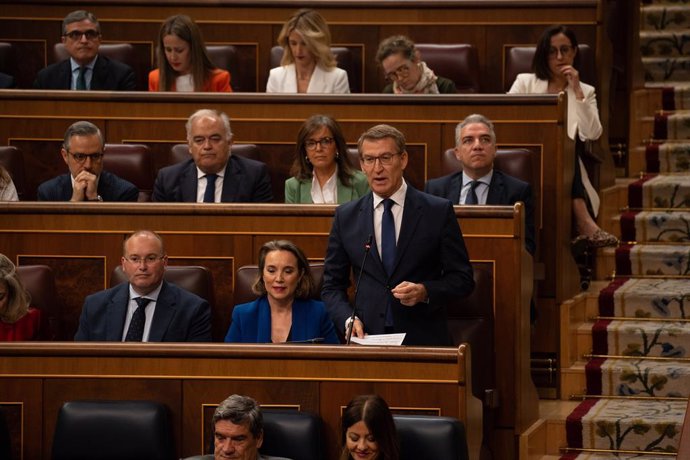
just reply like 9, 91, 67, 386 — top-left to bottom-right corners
224, 296, 340, 344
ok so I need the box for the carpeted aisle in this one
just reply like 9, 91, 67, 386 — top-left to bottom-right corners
561, 0, 690, 458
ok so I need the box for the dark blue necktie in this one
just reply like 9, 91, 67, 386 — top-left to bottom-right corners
381, 198, 396, 275
465, 180, 480, 205
381, 199, 396, 328
203, 174, 217, 203
76, 66, 87, 90
124, 297, 150, 342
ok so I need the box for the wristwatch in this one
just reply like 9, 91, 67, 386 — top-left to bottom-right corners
87, 195, 103, 202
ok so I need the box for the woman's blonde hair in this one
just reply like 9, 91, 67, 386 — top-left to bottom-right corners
0, 254, 31, 323
277, 9, 336, 69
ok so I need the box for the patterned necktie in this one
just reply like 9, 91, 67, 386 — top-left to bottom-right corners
76, 66, 87, 90
203, 174, 217, 203
465, 180, 481, 205
124, 297, 150, 342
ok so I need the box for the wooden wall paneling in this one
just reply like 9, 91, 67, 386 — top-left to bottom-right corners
0, 39, 47, 88
0, 379, 42, 460
0, 343, 474, 460
18, 253, 107, 340
0, 1, 599, 93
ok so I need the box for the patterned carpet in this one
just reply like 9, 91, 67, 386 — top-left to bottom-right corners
561, 1, 690, 458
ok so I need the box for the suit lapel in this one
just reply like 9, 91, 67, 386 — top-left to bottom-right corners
299, 180, 312, 203
393, 187, 423, 275
149, 281, 176, 341
256, 297, 272, 342
486, 171, 504, 205
180, 161, 199, 202
336, 178, 352, 203
221, 157, 240, 202
449, 174, 462, 204
360, 194, 389, 277
59, 60, 72, 89
90, 55, 106, 90
107, 284, 129, 341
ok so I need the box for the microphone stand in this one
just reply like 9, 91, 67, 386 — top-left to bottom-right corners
346, 235, 372, 345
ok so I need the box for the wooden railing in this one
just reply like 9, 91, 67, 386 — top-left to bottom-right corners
0, 342, 479, 459
0, 202, 537, 459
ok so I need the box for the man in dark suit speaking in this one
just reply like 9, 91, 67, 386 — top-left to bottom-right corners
425, 113, 535, 256
322, 124, 474, 346
33, 10, 136, 91
75, 230, 212, 342
153, 109, 273, 203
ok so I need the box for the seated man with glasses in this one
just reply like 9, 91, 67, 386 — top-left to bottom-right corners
37, 120, 139, 202
33, 10, 136, 90
75, 230, 212, 342
153, 109, 273, 203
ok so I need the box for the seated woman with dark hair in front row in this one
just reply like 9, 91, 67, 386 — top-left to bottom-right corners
340, 394, 400, 460
224, 240, 339, 344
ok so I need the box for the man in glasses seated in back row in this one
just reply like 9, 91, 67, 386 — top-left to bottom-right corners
33, 10, 136, 91
37, 120, 139, 202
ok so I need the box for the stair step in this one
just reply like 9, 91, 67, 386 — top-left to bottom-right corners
642, 56, 690, 83
566, 398, 686, 453
642, 5, 690, 31
592, 319, 690, 357
587, 357, 690, 397
641, 30, 690, 57
598, 278, 690, 319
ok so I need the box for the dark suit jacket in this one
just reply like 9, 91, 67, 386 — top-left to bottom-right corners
0, 72, 15, 88
74, 280, 212, 342
224, 296, 339, 344
36, 170, 139, 202
33, 55, 136, 90
322, 186, 475, 346
152, 156, 273, 203
425, 170, 535, 255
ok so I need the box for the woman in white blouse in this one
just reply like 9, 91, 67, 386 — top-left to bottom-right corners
267, 9, 350, 94
509, 25, 617, 248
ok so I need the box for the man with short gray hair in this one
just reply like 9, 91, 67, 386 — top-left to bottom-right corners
33, 10, 136, 90
153, 109, 273, 203
37, 120, 138, 201
185, 394, 290, 460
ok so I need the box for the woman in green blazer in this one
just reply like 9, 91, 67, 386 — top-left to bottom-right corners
285, 114, 369, 203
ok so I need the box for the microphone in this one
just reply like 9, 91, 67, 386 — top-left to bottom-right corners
346, 234, 372, 345
284, 337, 324, 344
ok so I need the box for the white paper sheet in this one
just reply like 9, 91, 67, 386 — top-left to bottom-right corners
350, 333, 406, 346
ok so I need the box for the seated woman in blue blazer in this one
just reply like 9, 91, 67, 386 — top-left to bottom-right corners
225, 240, 340, 344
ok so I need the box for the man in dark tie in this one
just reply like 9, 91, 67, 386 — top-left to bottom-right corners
33, 10, 136, 90
322, 124, 474, 346
425, 113, 535, 255
37, 120, 139, 202
74, 230, 212, 342
152, 109, 273, 203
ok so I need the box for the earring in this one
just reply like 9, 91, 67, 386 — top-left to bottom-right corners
305, 155, 311, 164
336, 151, 340, 159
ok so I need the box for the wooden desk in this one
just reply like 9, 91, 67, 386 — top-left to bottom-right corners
0, 90, 579, 305
0, 0, 600, 92
0, 202, 537, 459
0, 342, 478, 460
